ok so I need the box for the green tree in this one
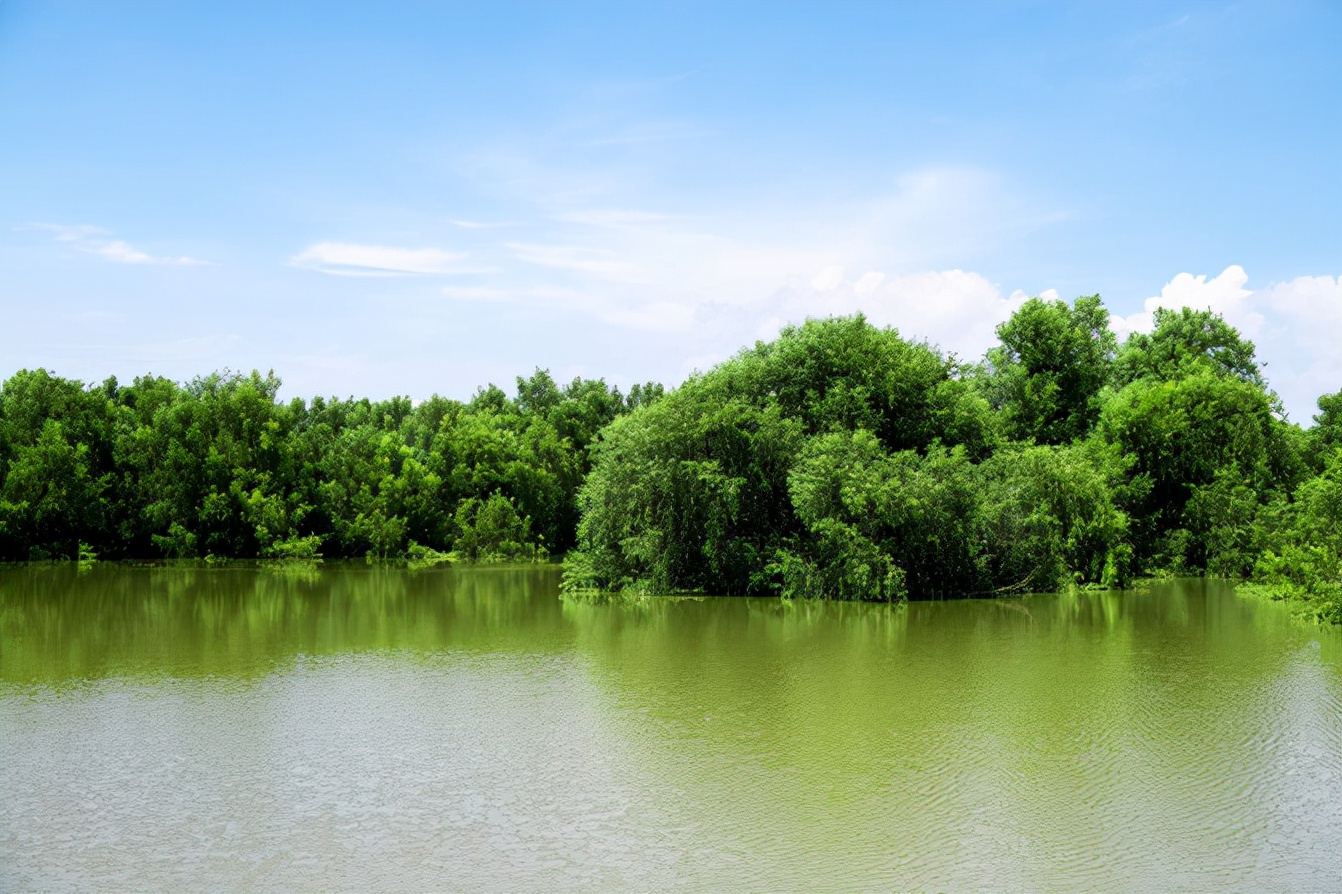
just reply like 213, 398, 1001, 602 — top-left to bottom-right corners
977, 439, 1130, 589
785, 432, 983, 598
1114, 306, 1266, 389
1099, 370, 1296, 572
1306, 389, 1342, 469
570, 317, 998, 597
0, 370, 118, 559
453, 492, 541, 561
1248, 447, 1342, 624
985, 294, 1116, 444
0, 420, 103, 559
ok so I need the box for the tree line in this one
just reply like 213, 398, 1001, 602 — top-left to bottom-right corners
562, 300, 1340, 623
1, 299, 1338, 621
0, 367, 659, 564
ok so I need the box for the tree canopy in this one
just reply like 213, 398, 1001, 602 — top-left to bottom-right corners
0, 367, 659, 563
2, 296, 1337, 623
564, 301, 1336, 622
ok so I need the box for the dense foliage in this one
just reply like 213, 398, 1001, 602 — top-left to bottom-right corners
3, 298, 1337, 622
0, 368, 660, 563
565, 303, 1340, 622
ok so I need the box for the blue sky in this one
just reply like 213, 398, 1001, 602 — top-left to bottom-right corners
2, 0, 1339, 419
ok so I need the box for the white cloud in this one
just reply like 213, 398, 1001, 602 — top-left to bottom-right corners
97, 241, 157, 264
442, 284, 584, 304
1110, 265, 1258, 340
441, 286, 510, 301
24, 223, 107, 242
400, 159, 1053, 355
1113, 265, 1342, 422
507, 242, 648, 281
422, 171, 1045, 354
811, 265, 845, 292
98, 245, 207, 266
854, 271, 886, 295
556, 209, 672, 228
450, 219, 514, 230
305, 147, 1322, 416
95, 240, 209, 266
442, 280, 692, 332
290, 242, 470, 276
598, 300, 697, 331
24, 223, 210, 265
845, 167, 1065, 269
758, 268, 1031, 360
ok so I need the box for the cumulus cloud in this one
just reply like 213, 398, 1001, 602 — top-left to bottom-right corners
1109, 265, 1259, 340
1113, 265, 1342, 422
24, 223, 210, 265
757, 267, 1032, 360
290, 242, 471, 276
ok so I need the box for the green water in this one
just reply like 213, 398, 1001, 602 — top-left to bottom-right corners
2, 564, 1339, 891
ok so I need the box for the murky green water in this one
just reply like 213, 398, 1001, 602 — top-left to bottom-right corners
2, 564, 1339, 891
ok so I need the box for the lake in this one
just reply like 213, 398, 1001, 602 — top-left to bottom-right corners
2, 564, 1339, 891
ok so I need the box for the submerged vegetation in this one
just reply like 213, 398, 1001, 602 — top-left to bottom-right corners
1, 298, 1337, 621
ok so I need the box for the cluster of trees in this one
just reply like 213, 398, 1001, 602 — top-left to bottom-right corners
0, 367, 660, 563
2, 299, 1337, 622
565, 302, 1341, 623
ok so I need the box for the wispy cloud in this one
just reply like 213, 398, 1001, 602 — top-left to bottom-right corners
441, 285, 512, 301
450, 219, 514, 230
290, 242, 473, 277
23, 223, 211, 265
507, 242, 648, 281
441, 284, 580, 302
441, 281, 693, 332
584, 119, 701, 146
27, 223, 107, 242
556, 209, 672, 228
422, 162, 1051, 348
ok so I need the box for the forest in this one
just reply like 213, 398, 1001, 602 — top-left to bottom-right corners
1, 299, 1338, 623
0, 366, 661, 564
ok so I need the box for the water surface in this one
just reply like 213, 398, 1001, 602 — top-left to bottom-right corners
2, 564, 1339, 890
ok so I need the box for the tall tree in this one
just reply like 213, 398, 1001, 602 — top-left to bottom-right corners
1114, 306, 1265, 388
986, 295, 1116, 444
